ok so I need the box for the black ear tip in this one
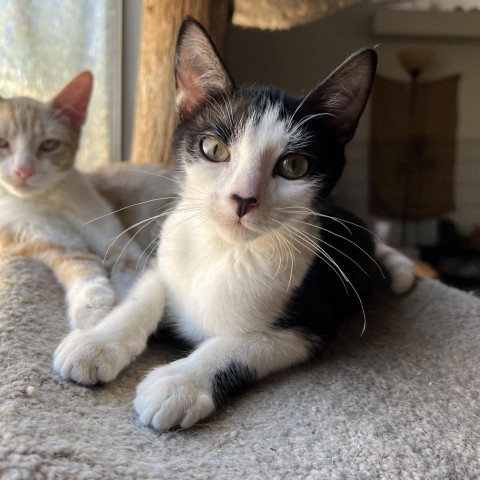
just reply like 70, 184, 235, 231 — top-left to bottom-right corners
178, 16, 208, 39
355, 48, 378, 68
366, 48, 378, 67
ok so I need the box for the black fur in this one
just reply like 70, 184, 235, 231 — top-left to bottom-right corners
173, 17, 377, 352
212, 361, 257, 408
275, 203, 375, 354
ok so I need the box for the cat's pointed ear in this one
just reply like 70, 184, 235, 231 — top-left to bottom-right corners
308, 49, 377, 143
50, 71, 93, 130
175, 17, 234, 117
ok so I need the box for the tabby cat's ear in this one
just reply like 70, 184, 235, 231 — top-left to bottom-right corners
308, 49, 377, 144
174, 17, 234, 118
51, 71, 93, 131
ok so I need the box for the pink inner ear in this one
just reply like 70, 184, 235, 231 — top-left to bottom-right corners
176, 70, 207, 116
51, 71, 93, 130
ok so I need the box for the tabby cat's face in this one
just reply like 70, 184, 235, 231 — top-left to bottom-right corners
0, 98, 79, 197
173, 19, 376, 243
0, 71, 92, 198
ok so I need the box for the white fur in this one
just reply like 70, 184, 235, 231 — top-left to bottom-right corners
53, 107, 318, 429
375, 242, 416, 295
54, 102, 415, 431
0, 168, 144, 328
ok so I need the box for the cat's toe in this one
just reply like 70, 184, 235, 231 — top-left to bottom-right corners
390, 261, 416, 295
134, 367, 215, 431
69, 283, 117, 329
53, 329, 123, 385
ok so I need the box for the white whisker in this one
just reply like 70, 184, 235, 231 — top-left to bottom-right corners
83, 196, 179, 225
110, 217, 158, 274
119, 168, 206, 196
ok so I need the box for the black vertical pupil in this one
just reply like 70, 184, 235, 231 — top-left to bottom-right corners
213, 143, 218, 156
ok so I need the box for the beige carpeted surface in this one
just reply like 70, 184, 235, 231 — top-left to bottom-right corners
1, 254, 479, 479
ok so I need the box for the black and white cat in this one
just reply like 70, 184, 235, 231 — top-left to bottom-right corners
54, 18, 415, 430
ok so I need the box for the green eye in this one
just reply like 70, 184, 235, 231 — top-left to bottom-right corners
276, 154, 310, 179
39, 139, 60, 152
0, 138, 9, 149
200, 136, 229, 162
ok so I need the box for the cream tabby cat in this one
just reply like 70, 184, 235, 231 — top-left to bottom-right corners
0, 72, 172, 329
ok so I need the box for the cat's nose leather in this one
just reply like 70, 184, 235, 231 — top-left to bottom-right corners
15, 166, 34, 180
229, 193, 258, 218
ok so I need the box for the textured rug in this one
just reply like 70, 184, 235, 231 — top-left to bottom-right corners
1, 254, 479, 480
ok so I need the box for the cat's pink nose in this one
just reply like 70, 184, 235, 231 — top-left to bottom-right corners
230, 193, 258, 218
15, 166, 34, 180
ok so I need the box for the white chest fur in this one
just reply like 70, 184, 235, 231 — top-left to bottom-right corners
157, 208, 314, 344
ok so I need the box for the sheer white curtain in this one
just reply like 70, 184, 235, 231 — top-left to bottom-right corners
0, 0, 122, 169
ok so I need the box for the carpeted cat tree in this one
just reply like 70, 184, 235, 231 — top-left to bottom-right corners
1, 1, 479, 479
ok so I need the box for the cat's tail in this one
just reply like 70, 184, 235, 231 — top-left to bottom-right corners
374, 242, 416, 295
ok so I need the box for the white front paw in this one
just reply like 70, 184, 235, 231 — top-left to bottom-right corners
69, 282, 117, 329
390, 260, 416, 295
53, 329, 126, 385
134, 366, 215, 431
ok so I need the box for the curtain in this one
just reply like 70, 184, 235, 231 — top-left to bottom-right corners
0, 0, 121, 169
369, 75, 459, 220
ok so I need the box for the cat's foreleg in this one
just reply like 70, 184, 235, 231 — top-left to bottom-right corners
82, 215, 147, 301
40, 248, 117, 329
53, 267, 165, 385
134, 329, 314, 431
374, 242, 416, 294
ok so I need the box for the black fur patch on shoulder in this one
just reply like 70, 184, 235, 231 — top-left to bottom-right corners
212, 361, 257, 408
275, 203, 375, 349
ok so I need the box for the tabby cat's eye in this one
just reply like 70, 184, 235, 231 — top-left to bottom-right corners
39, 139, 60, 153
275, 154, 310, 179
0, 138, 9, 149
200, 136, 229, 162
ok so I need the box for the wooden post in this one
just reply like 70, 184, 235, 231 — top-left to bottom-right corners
130, 0, 233, 164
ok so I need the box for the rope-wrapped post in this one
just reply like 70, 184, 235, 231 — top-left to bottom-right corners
130, 0, 233, 165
